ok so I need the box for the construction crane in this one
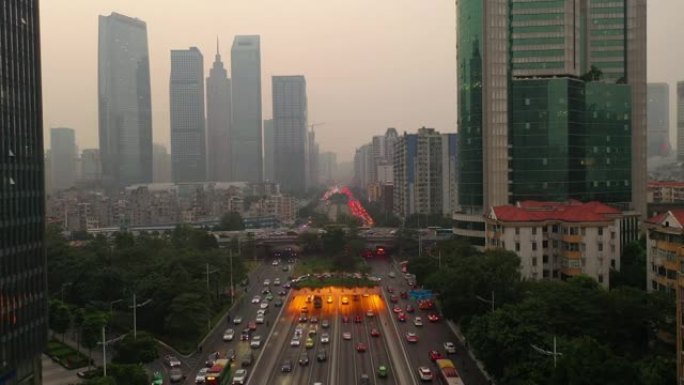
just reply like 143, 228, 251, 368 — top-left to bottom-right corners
309, 122, 326, 131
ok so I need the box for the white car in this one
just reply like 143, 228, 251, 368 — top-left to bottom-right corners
273, 278, 281, 286
444, 341, 456, 354
320, 333, 330, 344
418, 366, 433, 381
342, 332, 352, 340
195, 367, 208, 384
260, 301, 269, 309
257, 309, 266, 316
414, 316, 423, 327
223, 328, 234, 342
388, 271, 396, 278
263, 279, 271, 286
290, 337, 301, 347
232, 368, 248, 385
272, 260, 279, 266
256, 315, 265, 324
250, 335, 262, 348
233, 316, 243, 325
251, 296, 261, 304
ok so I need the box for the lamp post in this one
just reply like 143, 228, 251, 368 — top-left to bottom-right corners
108, 298, 124, 314
205, 263, 220, 331
475, 290, 495, 312
128, 293, 152, 340
229, 250, 235, 303
98, 326, 125, 377
531, 336, 563, 368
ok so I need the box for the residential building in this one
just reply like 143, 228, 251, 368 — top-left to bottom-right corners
678, 82, 684, 162
153, 144, 171, 183
272, 76, 309, 194
230, 35, 262, 182
170, 47, 206, 183
98, 12, 153, 188
206, 42, 232, 182
353, 143, 373, 190
486, 201, 625, 288
318, 151, 338, 185
50, 127, 77, 191
263, 119, 275, 181
648, 181, 684, 204
80, 149, 101, 184
647, 83, 671, 158
0, 1, 47, 382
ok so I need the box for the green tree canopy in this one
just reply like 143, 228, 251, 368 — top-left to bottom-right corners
216, 211, 245, 231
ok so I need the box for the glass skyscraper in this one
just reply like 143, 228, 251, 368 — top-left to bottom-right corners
0, 1, 47, 384
98, 12, 153, 188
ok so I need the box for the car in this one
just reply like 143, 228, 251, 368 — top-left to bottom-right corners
317, 349, 328, 362
320, 332, 330, 343
282, 265, 289, 272
341, 296, 349, 304
414, 316, 423, 327
257, 309, 266, 316
223, 328, 234, 341
240, 329, 250, 341
417, 366, 433, 381
261, 287, 270, 295
290, 337, 301, 347
377, 365, 388, 378
274, 278, 281, 286
366, 310, 374, 317
352, 294, 360, 302
393, 305, 402, 313
263, 279, 270, 286
388, 271, 396, 278
387, 286, 394, 293
343, 331, 352, 340
427, 313, 440, 322
278, 289, 287, 296
169, 368, 185, 383
359, 374, 371, 385
397, 312, 407, 322
306, 337, 314, 348
429, 350, 443, 361
260, 302, 269, 309
195, 367, 208, 384
300, 305, 309, 313
308, 326, 317, 336
298, 313, 308, 323
356, 342, 367, 352
281, 359, 293, 372
205, 352, 220, 367
250, 335, 262, 348
327, 295, 333, 303
342, 315, 350, 323
240, 353, 254, 367
444, 341, 457, 354
406, 304, 415, 313
406, 332, 419, 343
310, 316, 318, 324
233, 316, 243, 325
164, 354, 181, 368
265, 293, 274, 301
256, 315, 265, 324
354, 315, 363, 323
251, 295, 261, 304
248, 321, 257, 331
272, 260, 279, 266
232, 368, 248, 385
389, 295, 399, 303
283, 282, 291, 288
274, 299, 283, 307
370, 328, 380, 337
225, 349, 236, 361
400, 290, 408, 299
299, 353, 310, 366
321, 319, 330, 328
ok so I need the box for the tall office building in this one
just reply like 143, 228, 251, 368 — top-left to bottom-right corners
80, 149, 101, 184
308, 128, 319, 189
0, 1, 47, 383
230, 35, 262, 182
263, 119, 275, 181
170, 47, 206, 183
678, 82, 684, 162
457, 0, 646, 215
647, 83, 671, 158
153, 143, 171, 183
206, 42, 232, 182
98, 12, 153, 188
273, 76, 309, 194
319, 151, 338, 185
50, 127, 77, 191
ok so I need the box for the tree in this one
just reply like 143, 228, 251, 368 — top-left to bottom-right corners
638, 355, 676, 385
298, 232, 322, 254
551, 336, 637, 385
321, 228, 346, 255
112, 332, 158, 364
164, 292, 208, 340
216, 211, 245, 231
580, 65, 603, 82
108, 363, 149, 385
49, 300, 72, 342
82, 311, 109, 368
610, 239, 646, 290
83, 377, 117, 385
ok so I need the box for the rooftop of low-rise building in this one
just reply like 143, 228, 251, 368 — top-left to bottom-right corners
489, 200, 622, 223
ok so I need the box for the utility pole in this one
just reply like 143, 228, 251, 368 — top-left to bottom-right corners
102, 326, 106, 377
475, 290, 495, 312
531, 336, 563, 368
133, 293, 136, 339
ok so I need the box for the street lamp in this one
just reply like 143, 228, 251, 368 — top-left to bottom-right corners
531, 336, 563, 368
98, 326, 126, 377
205, 263, 220, 331
128, 293, 152, 340
475, 290, 495, 312
108, 299, 124, 314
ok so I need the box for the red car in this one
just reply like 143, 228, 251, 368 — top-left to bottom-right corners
356, 343, 367, 352
370, 328, 380, 337
428, 350, 443, 361
393, 305, 402, 314
342, 315, 350, 323
354, 315, 363, 323
390, 295, 399, 303
387, 287, 394, 294
400, 291, 408, 299
405, 332, 419, 343
397, 312, 407, 322
405, 304, 415, 313
427, 313, 440, 322
248, 321, 257, 331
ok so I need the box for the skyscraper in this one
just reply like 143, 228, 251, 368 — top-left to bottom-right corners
98, 12, 153, 188
308, 128, 319, 189
263, 119, 275, 181
80, 149, 102, 184
0, 1, 47, 383
153, 143, 171, 183
231, 35, 262, 182
646, 83, 671, 158
206, 41, 232, 182
170, 47, 206, 183
272, 76, 309, 193
50, 127, 77, 191
319, 152, 338, 185
457, 0, 646, 214
678, 82, 684, 162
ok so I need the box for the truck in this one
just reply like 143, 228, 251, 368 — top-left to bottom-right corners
435, 359, 465, 385
205, 358, 231, 385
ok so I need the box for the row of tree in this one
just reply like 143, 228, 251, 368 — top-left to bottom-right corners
408, 239, 675, 385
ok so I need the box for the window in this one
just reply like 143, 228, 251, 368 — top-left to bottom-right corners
515, 227, 520, 235
581, 227, 586, 236
532, 257, 537, 267
598, 228, 603, 236
532, 242, 537, 251
543, 255, 549, 264
598, 274, 604, 284
543, 269, 550, 278
598, 243, 603, 252
552, 270, 559, 278
611, 259, 616, 269
543, 240, 548, 248
532, 227, 537, 235
515, 243, 520, 252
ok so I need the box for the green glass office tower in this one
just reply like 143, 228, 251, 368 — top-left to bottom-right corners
457, 0, 646, 214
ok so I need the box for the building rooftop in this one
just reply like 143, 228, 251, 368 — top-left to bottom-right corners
646, 209, 684, 228
490, 200, 621, 223
648, 181, 684, 188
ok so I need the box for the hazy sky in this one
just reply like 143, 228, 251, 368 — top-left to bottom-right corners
41, 1, 683, 161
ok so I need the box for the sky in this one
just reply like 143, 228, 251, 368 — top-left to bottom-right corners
41, 1, 684, 162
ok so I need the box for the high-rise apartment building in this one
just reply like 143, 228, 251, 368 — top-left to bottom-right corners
319, 152, 338, 185
263, 119, 275, 181
0, 1, 47, 383
206, 43, 232, 182
98, 12, 153, 188
647, 83, 671, 158
170, 47, 206, 183
272, 76, 309, 194
678, 82, 684, 162
153, 143, 171, 183
456, 0, 647, 217
230, 35, 262, 182
79, 149, 101, 184
50, 127, 77, 191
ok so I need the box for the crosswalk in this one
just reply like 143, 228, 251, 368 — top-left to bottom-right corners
42, 354, 82, 385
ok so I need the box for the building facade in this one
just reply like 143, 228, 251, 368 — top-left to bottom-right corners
647, 83, 671, 158
98, 12, 153, 188
170, 47, 206, 183
318, 151, 337, 185
272, 76, 309, 194
678, 82, 684, 162
152, 143, 171, 183
50, 127, 77, 191
230, 35, 262, 183
263, 119, 275, 182
0, 1, 47, 383
486, 201, 625, 288
79, 149, 101, 185
206, 44, 232, 182
308, 128, 319, 189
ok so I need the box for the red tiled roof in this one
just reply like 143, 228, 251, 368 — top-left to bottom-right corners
491, 201, 621, 223
648, 181, 684, 188
646, 209, 684, 226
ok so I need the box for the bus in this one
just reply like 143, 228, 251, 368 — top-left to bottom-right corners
205, 358, 231, 385
435, 359, 465, 385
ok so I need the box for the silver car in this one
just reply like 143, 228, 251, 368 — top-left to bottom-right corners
223, 328, 234, 341
232, 368, 248, 385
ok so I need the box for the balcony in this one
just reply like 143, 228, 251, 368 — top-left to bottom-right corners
562, 234, 582, 243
